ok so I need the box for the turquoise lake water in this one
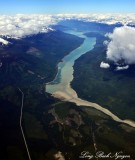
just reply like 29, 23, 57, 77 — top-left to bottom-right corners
46, 30, 96, 95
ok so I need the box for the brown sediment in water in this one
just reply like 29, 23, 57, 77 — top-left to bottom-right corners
46, 31, 135, 129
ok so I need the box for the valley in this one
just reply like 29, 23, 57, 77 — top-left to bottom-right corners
0, 20, 135, 160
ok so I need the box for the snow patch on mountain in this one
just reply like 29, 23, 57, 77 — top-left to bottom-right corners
0, 37, 9, 45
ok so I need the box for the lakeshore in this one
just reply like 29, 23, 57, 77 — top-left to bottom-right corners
46, 30, 135, 128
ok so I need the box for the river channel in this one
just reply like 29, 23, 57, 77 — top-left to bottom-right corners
46, 30, 135, 128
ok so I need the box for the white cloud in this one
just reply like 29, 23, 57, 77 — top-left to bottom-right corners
0, 14, 57, 38
56, 13, 135, 25
106, 26, 135, 65
1, 14, 135, 38
103, 40, 109, 46
100, 62, 110, 69
116, 65, 129, 71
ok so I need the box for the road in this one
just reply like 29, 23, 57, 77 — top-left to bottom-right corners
18, 88, 32, 160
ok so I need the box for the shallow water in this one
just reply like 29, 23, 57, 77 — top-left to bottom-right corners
46, 30, 135, 128
46, 30, 96, 95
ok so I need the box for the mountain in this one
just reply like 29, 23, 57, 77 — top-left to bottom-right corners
0, 30, 83, 89
0, 29, 84, 160
72, 31, 135, 121
58, 20, 123, 33
0, 20, 135, 160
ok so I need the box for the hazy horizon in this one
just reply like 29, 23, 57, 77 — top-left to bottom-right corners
0, 0, 135, 14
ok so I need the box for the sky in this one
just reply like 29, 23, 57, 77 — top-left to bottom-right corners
0, 0, 135, 14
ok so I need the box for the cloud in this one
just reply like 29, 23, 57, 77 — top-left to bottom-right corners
116, 65, 129, 71
106, 26, 135, 65
103, 40, 109, 46
56, 13, 135, 25
0, 14, 57, 38
1, 14, 135, 38
100, 62, 110, 69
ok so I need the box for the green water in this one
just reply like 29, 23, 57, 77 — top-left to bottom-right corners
46, 30, 96, 95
